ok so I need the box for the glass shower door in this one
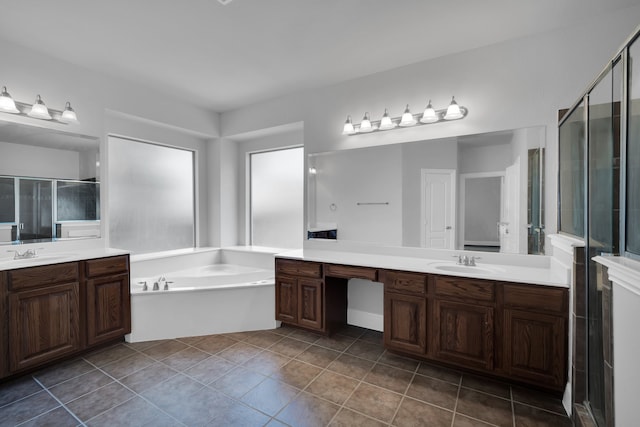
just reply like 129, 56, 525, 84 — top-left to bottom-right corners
17, 178, 53, 241
585, 59, 621, 427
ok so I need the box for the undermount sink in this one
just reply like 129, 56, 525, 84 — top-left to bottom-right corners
431, 263, 505, 275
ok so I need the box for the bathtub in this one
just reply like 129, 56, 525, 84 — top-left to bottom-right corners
126, 247, 280, 343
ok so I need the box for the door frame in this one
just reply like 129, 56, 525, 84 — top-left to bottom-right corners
420, 169, 456, 249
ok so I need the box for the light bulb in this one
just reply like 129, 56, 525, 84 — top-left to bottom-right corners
420, 100, 438, 123
60, 101, 78, 123
379, 109, 396, 130
342, 115, 355, 135
0, 86, 19, 113
399, 104, 416, 127
359, 112, 373, 133
27, 95, 51, 120
444, 96, 463, 120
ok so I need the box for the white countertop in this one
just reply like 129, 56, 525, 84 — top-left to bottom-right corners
0, 248, 129, 271
277, 249, 568, 288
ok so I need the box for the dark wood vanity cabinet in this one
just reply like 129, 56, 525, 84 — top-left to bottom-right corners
382, 270, 427, 355
85, 256, 131, 346
502, 283, 568, 389
275, 259, 325, 332
274, 256, 568, 391
0, 255, 131, 379
380, 270, 567, 391
275, 259, 363, 334
5, 263, 81, 373
431, 276, 496, 371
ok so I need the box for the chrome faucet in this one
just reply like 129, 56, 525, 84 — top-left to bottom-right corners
452, 254, 481, 266
8, 248, 41, 260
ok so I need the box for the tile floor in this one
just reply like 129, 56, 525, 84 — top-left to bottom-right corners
0, 325, 572, 427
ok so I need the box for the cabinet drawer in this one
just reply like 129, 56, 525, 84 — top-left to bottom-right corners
435, 276, 495, 302
276, 259, 322, 278
325, 264, 378, 281
383, 271, 427, 295
85, 256, 129, 278
503, 284, 567, 314
8, 262, 79, 291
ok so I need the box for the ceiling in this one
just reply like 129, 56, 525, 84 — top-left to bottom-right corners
0, 0, 637, 112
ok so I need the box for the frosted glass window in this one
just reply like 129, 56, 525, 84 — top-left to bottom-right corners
250, 147, 303, 248
108, 136, 195, 253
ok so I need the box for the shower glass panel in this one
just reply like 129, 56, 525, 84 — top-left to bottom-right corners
559, 104, 586, 237
0, 177, 15, 223
18, 178, 53, 241
585, 61, 620, 427
56, 181, 100, 221
627, 40, 640, 255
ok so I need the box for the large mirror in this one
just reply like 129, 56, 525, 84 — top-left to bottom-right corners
307, 126, 545, 254
0, 121, 100, 245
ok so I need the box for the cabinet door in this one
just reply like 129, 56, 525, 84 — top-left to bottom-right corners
504, 309, 566, 389
275, 276, 298, 323
298, 278, 323, 331
384, 292, 426, 355
433, 300, 494, 370
86, 273, 131, 346
9, 283, 80, 372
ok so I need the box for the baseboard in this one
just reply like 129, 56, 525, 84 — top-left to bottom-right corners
347, 309, 383, 332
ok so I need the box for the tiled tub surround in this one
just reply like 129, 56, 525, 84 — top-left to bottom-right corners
593, 255, 640, 427
0, 325, 571, 427
127, 247, 278, 342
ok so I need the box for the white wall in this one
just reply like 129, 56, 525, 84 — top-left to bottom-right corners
221, 5, 640, 243
0, 38, 220, 249
0, 141, 81, 179
220, 5, 640, 332
313, 145, 403, 245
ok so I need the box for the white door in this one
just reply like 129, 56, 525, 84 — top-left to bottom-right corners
421, 169, 455, 249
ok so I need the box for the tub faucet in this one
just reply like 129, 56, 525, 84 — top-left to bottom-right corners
138, 281, 148, 291
164, 281, 173, 291
153, 281, 160, 291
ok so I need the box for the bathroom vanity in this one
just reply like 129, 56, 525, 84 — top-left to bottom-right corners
275, 251, 568, 392
0, 250, 130, 379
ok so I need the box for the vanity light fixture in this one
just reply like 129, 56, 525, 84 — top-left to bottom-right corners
342, 96, 467, 136
359, 112, 374, 133
399, 104, 417, 127
27, 95, 52, 120
379, 109, 396, 130
60, 102, 78, 123
342, 115, 355, 135
444, 96, 463, 120
420, 100, 438, 123
0, 85, 79, 124
0, 87, 19, 113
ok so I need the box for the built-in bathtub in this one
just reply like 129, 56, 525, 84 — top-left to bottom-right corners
127, 247, 279, 342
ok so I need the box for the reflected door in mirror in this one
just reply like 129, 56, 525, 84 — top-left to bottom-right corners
18, 178, 53, 241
